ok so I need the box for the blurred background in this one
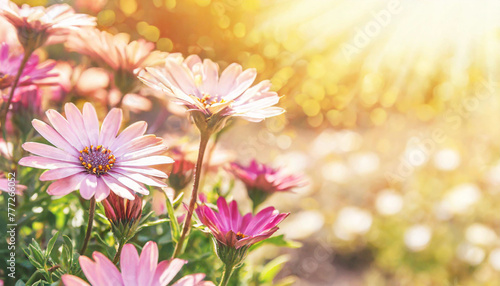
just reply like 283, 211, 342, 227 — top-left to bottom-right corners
12, 0, 500, 284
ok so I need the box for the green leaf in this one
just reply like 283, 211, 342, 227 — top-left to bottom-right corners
173, 192, 184, 209
46, 232, 59, 258
166, 195, 180, 242
138, 218, 169, 230
249, 235, 302, 252
29, 243, 45, 267
259, 255, 290, 283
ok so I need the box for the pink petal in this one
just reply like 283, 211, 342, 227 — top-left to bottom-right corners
82, 102, 99, 144
80, 175, 97, 200
113, 135, 163, 157
216, 197, 231, 230
19, 156, 79, 170
113, 166, 168, 179
224, 68, 257, 101
113, 168, 167, 187
94, 178, 111, 202
99, 108, 123, 147
155, 259, 186, 286
137, 241, 159, 286
120, 144, 169, 161
120, 244, 140, 286
101, 175, 135, 200
107, 172, 149, 195
61, 274, 90, 286
65, 103, 91, 147
172, 273, 209, 286
47, 173, 87, 196
109, 121, 147, 150
116, 156, 174, 167
79, 256, 102, 286
22, 142, 77, 162
46, 109, 85, 150
217, 63, 242, 96
32, 119, 76, 154
92, 252, 124, 285
200, 59, 218, 96
40, 167, 84, 181
241, 207, 277, 235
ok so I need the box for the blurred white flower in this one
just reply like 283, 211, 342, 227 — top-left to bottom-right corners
465, 223, 497, 246
322, 162, 352, 183
441, 183, 481, 215
433, 148, 461, 171
348, 152, 380, 175
280, 210, 324, 240
404, 225, 432, 252
485, 161, 500, 187
457, 242, 485, 265
333, 206, 372, 241
489, 248, 500, 271
375, 189, 403, 216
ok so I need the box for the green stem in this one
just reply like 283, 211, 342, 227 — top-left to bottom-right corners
79, 197, 96, 255
172, 130, 212, 258
218, 263, 235, 286
25, 269, 42, 286
113, 237, 126, 264
1, 48, 33, 141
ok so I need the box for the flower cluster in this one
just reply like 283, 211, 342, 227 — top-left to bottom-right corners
0, 1, 301, 285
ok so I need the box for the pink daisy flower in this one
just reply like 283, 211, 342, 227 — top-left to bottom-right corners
137, 55, 285, 129
61, 241, 214, 286
228, 160, 305, 210
0, 42, 57, 92
228, 160, 305, 194
66, 28, 173, 73
19, 102, 173, 201
196, 197, 289, 250
0, 1, 96, 49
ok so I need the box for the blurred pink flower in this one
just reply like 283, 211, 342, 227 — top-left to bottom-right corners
0, 1, 96, 49
67, 28, 171, 73
196, 197, 289, 249
229, 160, 305, 194
0, 43, 57, 92
61, 241, 214, 286
228, 160, 305, 209
0, 174, 26, 194
168, 147, 195, 192
75, 0, 108, 13
0, 17, 20, 48
19, 102, 172, 201
137, 55, 285, 128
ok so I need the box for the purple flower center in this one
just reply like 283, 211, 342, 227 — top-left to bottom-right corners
79, 145, 116, 176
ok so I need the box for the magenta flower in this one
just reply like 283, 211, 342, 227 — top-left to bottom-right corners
0, 43, 57, 92
61, 241, 214, 286
196, 197, 289, 250
228, 160, 305, 209
137, 55, 284, 132
0, 1, 96, 49
19, 102, 172, 201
